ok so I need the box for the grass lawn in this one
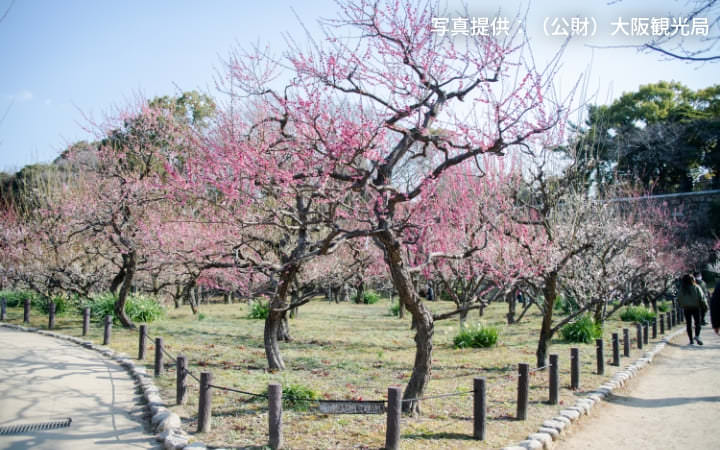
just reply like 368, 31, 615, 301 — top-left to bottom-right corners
2, 298, 673, 449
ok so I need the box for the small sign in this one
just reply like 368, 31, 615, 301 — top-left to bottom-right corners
316, 400, 385, 415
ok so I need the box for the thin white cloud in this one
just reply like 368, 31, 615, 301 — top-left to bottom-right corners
14, 90, 33, 102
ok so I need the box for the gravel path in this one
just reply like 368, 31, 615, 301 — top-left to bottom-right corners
557, 328, 720, 450
0, 327, 156, 449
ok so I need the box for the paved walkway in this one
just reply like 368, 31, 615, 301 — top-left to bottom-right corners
0, 327, 156, 449
558, 327, 720, 449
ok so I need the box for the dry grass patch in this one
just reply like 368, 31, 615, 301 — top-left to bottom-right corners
2, 298, 668, 449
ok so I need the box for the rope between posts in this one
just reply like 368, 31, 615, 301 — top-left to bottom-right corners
401, 390, 475, 403
208, 383, 268, 399
530, 365, 548, 373
183, 368, 201, 383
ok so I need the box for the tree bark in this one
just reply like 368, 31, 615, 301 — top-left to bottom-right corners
115, 251, 137, 329
377, 231, 433, 415
264, 269, 295, 371
535, 272, 558, 368
507, 292, 516, 324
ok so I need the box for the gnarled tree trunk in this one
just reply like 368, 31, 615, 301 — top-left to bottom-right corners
115, 251, 137, 329
378, 231, 433, 415
264, 269, 295, 370
535, 272, 558, 368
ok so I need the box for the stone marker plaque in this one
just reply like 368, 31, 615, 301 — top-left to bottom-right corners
317, 400, 386, 414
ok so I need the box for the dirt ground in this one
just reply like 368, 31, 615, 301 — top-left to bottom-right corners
557, 326, 720, 450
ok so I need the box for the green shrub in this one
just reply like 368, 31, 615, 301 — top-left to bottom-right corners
560, 315, 602, 343
353, 290, 381, 305
248, 301, 269, 319
657, 301, 671, 313
554, 295, 579, 314
620, 306, 656, 324
0, 290, 40, 308
281, 384, 319, 410
453, 324, 499, 349
388, 302, 401, 316
84, 292, 165, 323
41, 295, 75, 315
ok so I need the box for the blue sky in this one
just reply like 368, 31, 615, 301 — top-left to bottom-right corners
1, 0, 717, 171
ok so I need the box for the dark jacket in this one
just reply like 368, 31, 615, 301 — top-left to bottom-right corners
711, 281, 720, 330
678, 284, 706, 309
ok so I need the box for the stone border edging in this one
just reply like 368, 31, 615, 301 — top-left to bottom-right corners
0, 323, 207, 450
500, 327, 686, 450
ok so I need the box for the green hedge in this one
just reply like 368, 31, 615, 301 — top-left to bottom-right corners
453, 324, 499, 349
620, 306, 656, 324
561, 315, 602, 343
84, 292, 165, 323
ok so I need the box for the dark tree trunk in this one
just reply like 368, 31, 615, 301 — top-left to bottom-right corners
109, 266, 126, 295
277, 314, 292, 342
535, 272, 558, 368
264, 269, 295, 371
377, 231, 433, 415
173, 283, 182, 309
115, 252, 137, 329
181, 280, 198, 314
507, 292, 516, 324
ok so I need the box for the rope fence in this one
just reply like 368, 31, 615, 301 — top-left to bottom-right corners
0, 297, 685, 449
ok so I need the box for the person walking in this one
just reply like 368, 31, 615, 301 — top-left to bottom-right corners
694, 271, 709, 325
677, 273, 708, 345
711, 279, 720, 335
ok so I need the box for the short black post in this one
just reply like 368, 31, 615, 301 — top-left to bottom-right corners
23, 298, 30, 323
612, 333, 620, 366
103, 315, 112, 345
660, 313, 665, 334
669, 310, 674, 328
473, 378, 486, 440
269, 383, 283, 449
595, 339, 604, 375
1, 297, 6, 321
176, 355, 187, 405
636, 323, 643, 349
517, 363, 529, 420
197, 372, 213, 433
82, 307, 90, 336
570, 348, 580, 390
623, 328, 630, 357
138, 325, 147, 360
48, 301, 55, 330
154, 337, 164, 377
385, 386, 402, 450
671, 308, 676, 327
652, 319, 657, 339
680, 307, 685, 322
643, 323, 649, 345
549, 354, 559, 405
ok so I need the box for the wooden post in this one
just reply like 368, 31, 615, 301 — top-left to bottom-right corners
671, 308, 676, 327
636, 323, 643, 350
82, 307, 90, 336
612, 333, 620, 366
643, 323, 649, 345
660, 313, 665, 334
1, 297, 6, 321
669, 310, 674, 329
595, 338, 604, 375
197, 372, 213, 433
623, 328, 630, 357
652, 319, 657, 339
570, 348, 579, 390
473, 378, 486, 440
154, 337, 164, 377
549, 354, 559, 405
268, 383, 283, 449
385, 386, 402, 450
176, 355, 187, 405
138, 325, 147, 360
517, 363, 529, 420
23, 298, 30, 323
48, 301, 55, 330
103, 315, 112, 345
